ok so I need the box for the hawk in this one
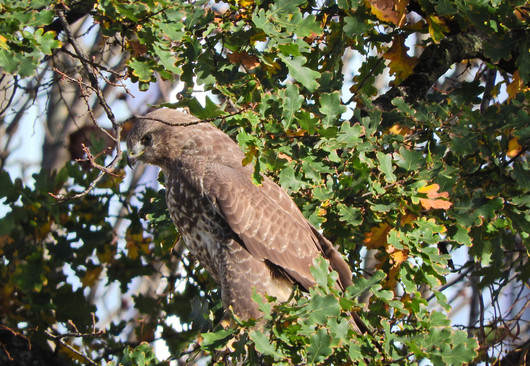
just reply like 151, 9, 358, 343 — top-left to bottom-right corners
127, 108, 356, 321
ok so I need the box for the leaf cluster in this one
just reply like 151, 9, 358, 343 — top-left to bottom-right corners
0, 0, 529, 364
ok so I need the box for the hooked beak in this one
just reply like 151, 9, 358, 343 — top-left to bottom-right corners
127, 149, 144, 169
127, 154, 137, 169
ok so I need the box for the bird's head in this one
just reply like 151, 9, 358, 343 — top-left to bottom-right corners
126, 108, 199, 169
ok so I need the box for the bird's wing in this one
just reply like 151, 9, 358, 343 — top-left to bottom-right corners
201, 162, 336, 290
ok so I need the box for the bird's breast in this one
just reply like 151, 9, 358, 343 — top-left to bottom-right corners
165, 176, 231, 282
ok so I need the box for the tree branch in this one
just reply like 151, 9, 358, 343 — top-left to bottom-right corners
45, 0, 96, 35
373, 29, 526, 111
374, 32, 489, 111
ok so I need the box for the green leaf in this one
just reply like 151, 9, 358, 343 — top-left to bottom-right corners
279, 166, 307, 192
279, 13, 323, 38
129, 59, 154, 82
513, 161, 530, 190
279, 54, 320, 92
376, 152, 397, 183
337, 203, 362, 226
303, 294, 341, 325
517, 39, 530, 83
396, 147, 423, 171
34, 29, 61, 55
153, 43, 181, 75
344, 15, 370, 38
319, 92, 346, 127
250, 330, 284, 359
346, 270, 386, 298
187, 95, 223, 119
280, 83, 303, 129
452, 225, 472, 246
307, 328, 332, 364
298, 111, 319, 133
310, 257, 338, 291
201, 329, 236, 352
121, 342, 159, 366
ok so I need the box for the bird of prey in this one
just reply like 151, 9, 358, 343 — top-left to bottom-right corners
126, 108, 356, 321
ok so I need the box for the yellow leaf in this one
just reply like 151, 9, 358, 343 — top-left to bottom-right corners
126, 229, 151, 260
382, 35, 418, 83
363, 223, 391, 249
388, 124, 412, 136
369, 0, 409, 27
237, 0, 254, 8
390, 248, 408, 264
426, 14, 449, 43
0, 35, 7, 49
507, 136, 523, 158
418, 184, 452, 210
242, 145, 258, 166
81, 267, 103, 287
285, 128, 306, 137
97, 245, 116, 263
506, 71, 529, 100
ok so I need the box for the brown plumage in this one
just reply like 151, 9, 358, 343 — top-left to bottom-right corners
126, 108, 355, 320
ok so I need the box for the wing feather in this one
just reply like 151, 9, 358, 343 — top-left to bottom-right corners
201, 162, 324, 290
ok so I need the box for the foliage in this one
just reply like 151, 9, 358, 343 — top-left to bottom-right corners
0, 0, 529, 365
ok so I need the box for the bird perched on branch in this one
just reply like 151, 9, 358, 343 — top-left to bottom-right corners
126, 108, 360, 325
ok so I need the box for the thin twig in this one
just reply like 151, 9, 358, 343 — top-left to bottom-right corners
75, 144, 124, 177
45, 330, 100, 366
57, 7, 118, 129
49, 7, 124, 202
131, 105, 253, 127
61, 48, 125, 78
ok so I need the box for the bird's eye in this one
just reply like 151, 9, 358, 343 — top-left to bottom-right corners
140, 134, 152, 146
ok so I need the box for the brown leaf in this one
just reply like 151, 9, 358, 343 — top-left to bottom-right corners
383, 35, 418, 83
129, 40, 148, 57
369, 0, 409, 27
418, 184, 452, 210
363, 223, 391, 249
228, 51, 260, 70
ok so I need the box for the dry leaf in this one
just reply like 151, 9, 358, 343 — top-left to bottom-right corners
383, 35, 418, 83
277, 152, 293, 162
369, 0, 409, 27
388, 124, 413, 136
363, 222, 391, 249
507, 136, 523, 158
81, 267, 103, 287
228, 51, 260, 70
506, 71, 529, 100
129, 40, 148, 57
418, 183, 452, 210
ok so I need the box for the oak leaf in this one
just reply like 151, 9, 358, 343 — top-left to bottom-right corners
363, 222, 391, 249
506, 71, 529, 100
383, 35, 418, 83
81, 267, 103, 287
507, 136, 523, 158
418, 184, 452, 210
369, 0, 409, 27
228, 51, 260, 70
388, 123, 412, 136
